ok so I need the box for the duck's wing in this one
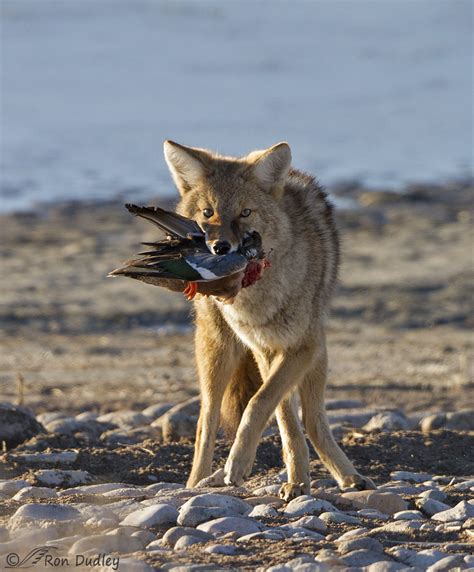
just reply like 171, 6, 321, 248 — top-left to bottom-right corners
125, 204, 204, 239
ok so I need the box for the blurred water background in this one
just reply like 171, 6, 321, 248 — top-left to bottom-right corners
1, 0, 472, 213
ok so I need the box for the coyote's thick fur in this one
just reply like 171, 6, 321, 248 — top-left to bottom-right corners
164, 140, 375, 500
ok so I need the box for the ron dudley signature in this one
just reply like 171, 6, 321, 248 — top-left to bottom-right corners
5, 547, 120, 570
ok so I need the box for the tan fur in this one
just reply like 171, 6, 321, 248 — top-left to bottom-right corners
164, 140, 375, 499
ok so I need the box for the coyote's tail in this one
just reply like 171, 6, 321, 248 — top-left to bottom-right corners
220, 352, 262, 437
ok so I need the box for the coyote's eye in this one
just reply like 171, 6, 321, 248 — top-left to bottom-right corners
202, 207, 214, 218
240, 208, 252, 218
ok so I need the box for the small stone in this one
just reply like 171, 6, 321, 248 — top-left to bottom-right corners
248, 504, 278, 518
443, 409, 474, 430
335, 527, 369, 542
418, 489, 447, 501
32, 469, 92, 487
75, 411, 99, 421
319, 511, 361, 525
9, 504, 81, 532
0, 479, 30, 496
290, 516, 327, 533
390, 547, 451, 568
365, 563, 407, 572
97, 410, 150, 429
372, 520, 423, 534
342, 549, 392, 567
279, 526, 324, 540
102, 487, 150, 499
390, 470, 433, 482
327, 409, 377, 427
452, 478, 474, 491
426, 554, 465, 571
252, 484, 281, 496
326, 399, 365, 410
120, 504, 178, 527
337, 537, 384, 554
393, 510, 424, 521
145, 482, 185, 494
179, 493, 251, 515
238, 530, 286, 541
244, 495, 283, 506
153, 397, 200, 442
178, 506, 240, 527
0, 403, 45, 448
69, 533, 144, 555
363, 411, 409, 432
141, 402, 174, 419
205, 544, 239, 555
162, 526, 212, 548
283, 495, 336, 517
416, 497, 452, 516
174, 535, 206, 549
341, 491, 407, 515
12, 486, 58, 500
432, 500, 474, 522
45, 418, 105, 437
356, 509, 389, 520
101, 426, 162, 445
196, 516, 263, 537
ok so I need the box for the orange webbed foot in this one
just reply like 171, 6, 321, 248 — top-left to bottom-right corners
183, 281, 198, 301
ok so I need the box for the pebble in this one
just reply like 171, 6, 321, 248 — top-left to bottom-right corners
390, 547, 452, 568
452, 478, 474, 491
69, 533, 144, 555
431, 500, 474, 522
341, 491, 407, 514
337, 537, 384, 554
174, 535, 206, 549
120, 503, 178, 527
179, 493, 251, 515
341, 549, 393, 567
289, 515, 327, 533
153, 397, 200, 442
102, 486, 151, 499
390, 470, 433, 482
196, 516, 263, 537
32, 469, 92, 487
371, 519, 423, 534
141, 402, 174, 419
363, 411, 409, 432
279, 526, 325, 540
0, 402, 45, 448
418, 488, 447, 501
426, 554, 465, 571
101, 426, 161, 446
205, 544, 239, 555
319, 511, 361, 525
97, 410, 150, 428
146, 482, 185, 494
0, 479, 30, 496
393, 510, 424, 521
45, 418, 105, 437
162, 526, 213, 548
57, 482, 129, 496
356, 508, 389, 520
178, 505, 242, 527
416, 497, 451, 516
245, 494, 283, 506
248, 504, 279, 518
335, 527, 369, 542
9, 503, 82, 532
238, 530, 286, 542
12, 486, 58, 500
283, 495, 336, 517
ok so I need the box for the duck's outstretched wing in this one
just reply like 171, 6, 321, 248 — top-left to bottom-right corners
125, 204, 204, 239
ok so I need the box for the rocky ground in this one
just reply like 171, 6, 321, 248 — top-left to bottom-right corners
0, 180, 473, 570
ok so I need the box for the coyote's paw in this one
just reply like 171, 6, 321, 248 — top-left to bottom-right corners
223, 454, 253, 487
340, 474, 377, 491
279, 482, 310, 502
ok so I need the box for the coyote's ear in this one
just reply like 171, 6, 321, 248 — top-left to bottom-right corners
248, 142, 291, 197
163, 140, 209, 194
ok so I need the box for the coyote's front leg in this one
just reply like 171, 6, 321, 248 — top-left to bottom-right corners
187, 314, 243, 487
223, 346, 313, 487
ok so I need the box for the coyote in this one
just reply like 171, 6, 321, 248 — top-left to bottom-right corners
164, 140, 375, 500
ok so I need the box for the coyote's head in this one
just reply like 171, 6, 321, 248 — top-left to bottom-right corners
164, 140, 292, 255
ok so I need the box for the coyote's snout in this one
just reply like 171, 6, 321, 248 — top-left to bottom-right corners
163, 139, 375, 499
